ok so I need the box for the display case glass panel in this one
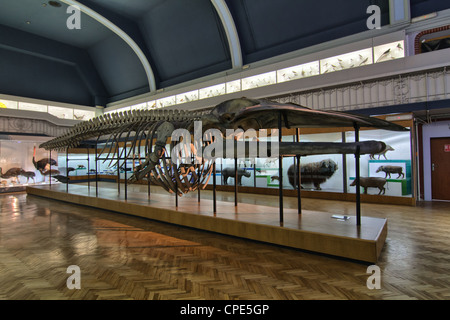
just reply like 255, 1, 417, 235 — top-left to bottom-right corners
199, 83, 226, 99
0, 99, 18, 109
346, 128, 412, 197
48, 106, 74, 119
130, 103, 147, 110
226, 80, 241, 94
147, 101, 157, 109
277, 61, 320, 83
374, 41, 405, 63
0, 136, 58, 192
176, 90, 199, 104
296, 132, 344, 193
54, 123, 412, 201
157, 96, 177, 108
58, 152, 97, 178
320, 48, 373, 74
73, 109, 95, 121
241, 71, 277, 90
19, 102, 48, 113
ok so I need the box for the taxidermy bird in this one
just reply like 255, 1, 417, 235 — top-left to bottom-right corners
0, 167, 22, 183
32, 146, 57, 172
20, 170, 36, 183
376, 48, 391, 63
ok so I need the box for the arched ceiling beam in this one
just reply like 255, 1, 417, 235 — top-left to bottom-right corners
211, 0, 243, 69
60, 0, 157, 92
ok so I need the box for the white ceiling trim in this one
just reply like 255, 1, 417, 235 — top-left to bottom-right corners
211, 0, 243, 69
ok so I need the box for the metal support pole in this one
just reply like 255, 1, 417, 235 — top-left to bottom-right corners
175, 174, 178, 207
49, 149, 52, 187
342, 132, 348, 194
116, 144, 120, 195
197, 162, 201, 203
354, 123, 361, 226
295, 128, 301, 215
124, 150, 127, 201
296, 155, 302, 215
87, 147, 90, 191
234, 157, 238, 207
253, 161, 256, 188
95, 141, 99, 197
66, 147, 69, 193
213, 162, 217, 214
278, 112, 284, 224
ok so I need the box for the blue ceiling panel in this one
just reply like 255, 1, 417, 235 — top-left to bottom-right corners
410, 0, 450, 18
0, 23, 107, 105
138, 0, 231, 86
88, 34, 149, 102
0, 0, 449, 108
0, 47, 94, 106
0, 0, 111, 48
225, 0, 390, 64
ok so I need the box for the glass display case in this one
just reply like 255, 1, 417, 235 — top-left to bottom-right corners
241, 71, 277, 90
226, 80, 241, 94
373, 41, 405, 63
57, 146, 126, 183
176, 90, 199, 104
346, 128, 412, 197
320, 48, 373, 74
199, 84, 226, 100
0, 135, 59, 193
48, 116, 413, 204
277, 61, 320, 83
201, 121, 413, 202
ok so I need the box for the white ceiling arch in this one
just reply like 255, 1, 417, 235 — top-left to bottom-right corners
60, 0, 157, 92
211, 0, 243, 69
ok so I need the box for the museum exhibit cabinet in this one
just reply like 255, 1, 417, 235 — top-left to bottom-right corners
202, 113, 416, 206
54, 112, 415, 206
0, 135, 58, 193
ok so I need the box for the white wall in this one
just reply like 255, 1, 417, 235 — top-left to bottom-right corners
422, 120, 450, 201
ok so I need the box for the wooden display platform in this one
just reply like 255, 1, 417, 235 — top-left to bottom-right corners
26, 183, 387, 263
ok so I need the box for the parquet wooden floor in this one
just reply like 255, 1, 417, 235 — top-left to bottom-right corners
1, 186, 450, 300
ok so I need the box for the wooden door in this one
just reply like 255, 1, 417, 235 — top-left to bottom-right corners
431, 138, 450, 201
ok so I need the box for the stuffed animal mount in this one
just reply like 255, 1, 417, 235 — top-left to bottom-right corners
39, 98, 407, 196
0, 167, 23, 183
221, 167, 251, 186
350, 177, 387, 195
287, 159, 338, 190
376, 165, 405, 179
370, 144, 394, 160
0, 168, 36, 184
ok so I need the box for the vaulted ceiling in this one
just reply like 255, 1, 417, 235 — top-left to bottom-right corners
0, 0, 448, 108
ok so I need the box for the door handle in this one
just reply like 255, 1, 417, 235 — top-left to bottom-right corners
432, 163, 435, 171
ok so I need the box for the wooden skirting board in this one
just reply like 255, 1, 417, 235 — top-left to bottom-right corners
26, 183, 387, 263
